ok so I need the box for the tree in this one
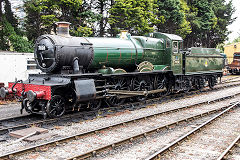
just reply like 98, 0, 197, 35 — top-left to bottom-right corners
154, 0, 191, 38
0, 0, 33, 52
24, 0, 101, 41
94, 0, 113, 36
210, 0, 235, 47
184, 0, 235, 48
4, 0, 18, 29
0, 0, 3, 22
0, 17, 33, 52
109, 0, 156, 36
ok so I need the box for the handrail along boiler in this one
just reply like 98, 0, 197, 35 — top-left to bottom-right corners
0, 22, 224, 118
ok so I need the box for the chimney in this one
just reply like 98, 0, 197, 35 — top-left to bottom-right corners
55, 22, 71, 36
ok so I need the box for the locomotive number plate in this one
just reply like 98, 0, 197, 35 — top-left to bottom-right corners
38, 45, 46, 51
174, 56, 180, 64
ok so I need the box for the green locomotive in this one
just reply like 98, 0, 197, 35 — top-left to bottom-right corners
88, 32, 223, 75
0, 22, 224, 118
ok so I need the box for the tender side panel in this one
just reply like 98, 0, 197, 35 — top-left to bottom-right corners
185, 55, 223, 73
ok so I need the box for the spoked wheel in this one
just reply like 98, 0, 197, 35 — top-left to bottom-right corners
131, 78, 151, 101
154, 75, 169, 96
22, 99, 42, 114
183, 78, 192, 93
46, 95, 65, 118
88, 99, 102, 111
208, 76, 216, 89
107, 78, 128, 106
194, 78, 205, 90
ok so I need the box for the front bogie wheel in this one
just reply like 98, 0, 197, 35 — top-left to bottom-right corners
46, 95, 65, 118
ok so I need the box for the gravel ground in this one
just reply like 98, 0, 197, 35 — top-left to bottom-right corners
0, 84, 240, 159
94, 114, 218, 160
228, 145, 240, 160
159, 107, 240, 160
0, 103, 29, 119
220, 75, 240, 81
8, 89, 240, 159
91, 96, 240, 160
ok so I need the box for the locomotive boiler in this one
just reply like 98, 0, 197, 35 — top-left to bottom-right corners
0, 22, 224, 118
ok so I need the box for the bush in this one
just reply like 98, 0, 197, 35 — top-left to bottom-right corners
0, 18, 33, 52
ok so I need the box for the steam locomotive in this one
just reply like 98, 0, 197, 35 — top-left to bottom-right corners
228, 52, 240, 74
0, 22, 224, 118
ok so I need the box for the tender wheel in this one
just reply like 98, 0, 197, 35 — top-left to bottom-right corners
194, 78, 205, 90
183, 78, 192, 93
107, 78, 127, 106
46, 95, 65, 118
88, 99, 102, 111
208, 76, 217, 89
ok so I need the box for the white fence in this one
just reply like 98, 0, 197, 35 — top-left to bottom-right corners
0, 51, 41, 86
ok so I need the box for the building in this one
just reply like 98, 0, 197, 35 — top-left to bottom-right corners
224, 42, 240, 64
0, 51, 41, 86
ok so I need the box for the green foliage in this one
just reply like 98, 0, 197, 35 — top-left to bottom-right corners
9, 35, 34, 53
70, 26, 93, 37
109, 0, 156, 36
0, 18, 33, 52
41, 15, 58, 27
184, 0, 235, 48
233, 37, 240, 43
22, 0, 235, 49
216, 43, 225, 53
24, 0, 100, 40
4, 0, 18, 29
0, 0, 33, 52
154, 0, 191, 39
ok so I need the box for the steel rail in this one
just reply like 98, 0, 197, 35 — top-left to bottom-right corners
66, 105, 233, 160
1, 80, 240, 135
217, 134, 240, 160
0, 114, 31, 123
145, 101, 240, 160
220, 76, 240, 83
220, 79, 240, 84
0, 100, 235, 159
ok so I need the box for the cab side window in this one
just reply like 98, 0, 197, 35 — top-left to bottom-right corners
173, 41, 178, 53
166, 39, 171, 48
179, 41, 183, 50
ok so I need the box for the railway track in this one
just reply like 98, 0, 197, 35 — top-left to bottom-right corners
220, 75, 240, 83
217, 134, 240, 160
67, 104, 238, 160
220, 77, 240, 84
1, 78, 240, 135
146, 102, 240, 160
1, 91, 240, 159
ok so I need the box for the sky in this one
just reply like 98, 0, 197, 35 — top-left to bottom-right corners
10, 0, 24, 19
227, 0, 240, 42
9, 0, 240, 43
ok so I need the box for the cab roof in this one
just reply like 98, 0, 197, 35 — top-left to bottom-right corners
146, 32, 183, 41
159, 33, 183, 41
